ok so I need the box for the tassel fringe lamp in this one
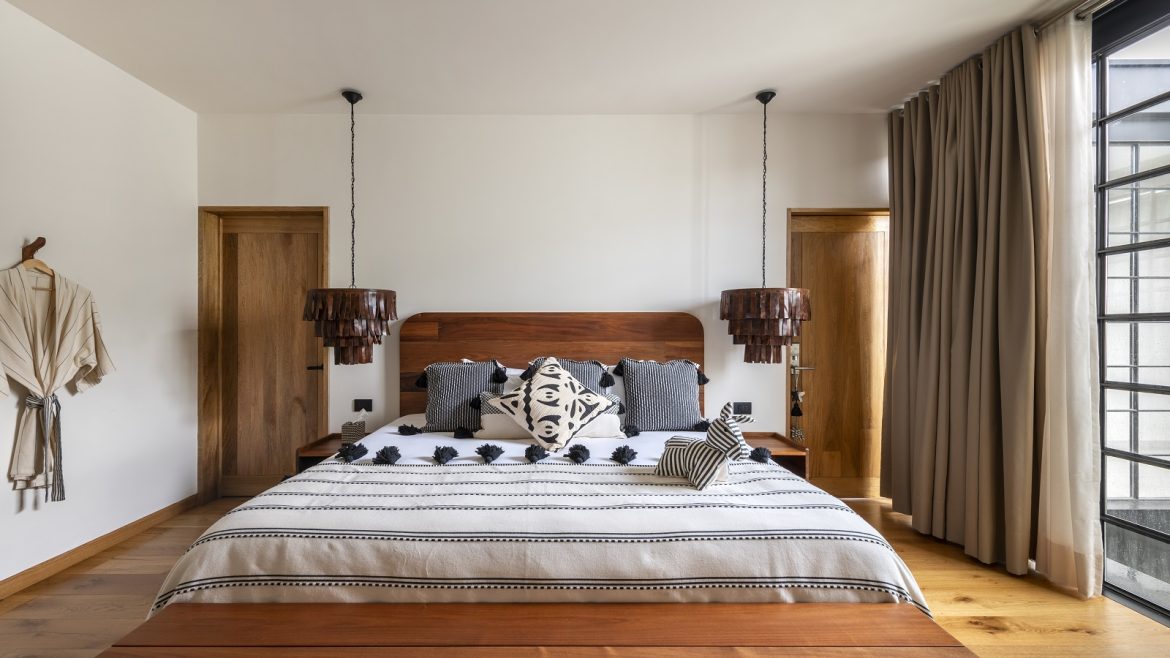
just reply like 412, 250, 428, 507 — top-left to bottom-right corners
719, 90, 810, 364
303, 89, 397, 365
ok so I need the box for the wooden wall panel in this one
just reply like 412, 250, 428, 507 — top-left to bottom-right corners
399, 313, 705, 416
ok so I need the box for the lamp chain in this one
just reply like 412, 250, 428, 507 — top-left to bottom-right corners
350, 100, 357, 289
761, 97, 768, 289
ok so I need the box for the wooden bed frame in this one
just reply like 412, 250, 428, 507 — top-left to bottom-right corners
102, 312, 967, 656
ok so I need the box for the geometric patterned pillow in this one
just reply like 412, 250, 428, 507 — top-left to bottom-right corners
476, 390, 623, 440
489, 358, 616, 450
421, 360, 503, 432
617, 357, 705, 431
524, 357, 612, 394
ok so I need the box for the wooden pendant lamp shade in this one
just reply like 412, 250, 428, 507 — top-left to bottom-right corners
303, 89, 397, 365
303, 288, 397, 365
720, 287, 811, 363
720, 90, 811, 364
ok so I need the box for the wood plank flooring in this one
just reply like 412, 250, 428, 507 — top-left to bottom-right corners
1, 497, 1167, 657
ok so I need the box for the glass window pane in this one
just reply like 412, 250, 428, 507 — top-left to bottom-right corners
1105, 388, 1133, 451
1105, 523, 1170, 612
1106, 171, 1170, 246
1104, 246, 1170, 314
1107, 113, 1170, 181
1104, 322, 1170, 387
1106, 454, 1133, 499
1108, 390, 1170, 458
1108, 23, 1170, 113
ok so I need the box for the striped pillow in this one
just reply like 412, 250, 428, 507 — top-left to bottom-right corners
617, 357, 704, 431
421, 361, 504, 432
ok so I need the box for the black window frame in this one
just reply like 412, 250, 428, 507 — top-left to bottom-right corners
1093, 0, 1170, 623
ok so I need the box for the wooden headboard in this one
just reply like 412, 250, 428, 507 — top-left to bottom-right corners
399, 312, 705, 415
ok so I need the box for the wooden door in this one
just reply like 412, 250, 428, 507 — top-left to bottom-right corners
198, 208, 328, 500
788, 209, 888, 498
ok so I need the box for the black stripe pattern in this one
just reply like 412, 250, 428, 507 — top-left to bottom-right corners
617, 358, 703, 431
421, 361, 502, 432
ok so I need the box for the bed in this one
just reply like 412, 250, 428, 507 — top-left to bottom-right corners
104, 313, 963, 656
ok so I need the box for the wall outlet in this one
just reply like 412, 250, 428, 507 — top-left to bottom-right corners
353, 399, 373, 412
732, 401, 752, 415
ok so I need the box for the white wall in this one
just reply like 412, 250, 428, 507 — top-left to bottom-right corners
0, 1, 198, 580
199, 111, 887, 433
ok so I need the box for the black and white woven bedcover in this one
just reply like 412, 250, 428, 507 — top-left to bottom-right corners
153, 428, 928, 615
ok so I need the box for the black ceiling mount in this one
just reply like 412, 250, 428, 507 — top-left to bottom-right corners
756, 90, 776, 105
342, 89, 363, 105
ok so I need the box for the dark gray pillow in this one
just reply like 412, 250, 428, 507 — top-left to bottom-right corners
616, 357, 706, 431
420, 360, 504, 432
523, 357, 613, 393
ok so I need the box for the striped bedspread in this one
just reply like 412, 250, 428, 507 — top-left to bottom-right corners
153, 427, 928, 614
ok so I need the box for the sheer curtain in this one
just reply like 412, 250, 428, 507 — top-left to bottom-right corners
883, 16, 1103, 597
1035, 13, 1102, 598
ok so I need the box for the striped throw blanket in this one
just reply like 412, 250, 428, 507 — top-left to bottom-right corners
153, 431, 928, 615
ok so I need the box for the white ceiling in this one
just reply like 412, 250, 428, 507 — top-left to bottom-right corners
10, 0, 1073, 114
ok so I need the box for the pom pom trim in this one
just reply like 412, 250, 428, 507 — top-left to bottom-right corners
454, 427, 474, 439
415, 371, 428, 388
398, 424, 422, 435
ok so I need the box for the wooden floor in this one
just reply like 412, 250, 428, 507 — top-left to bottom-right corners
1, 497, 1167, 657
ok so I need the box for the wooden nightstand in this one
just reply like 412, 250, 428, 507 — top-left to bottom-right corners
296, 434, 348, 473
743, 432, 809, 478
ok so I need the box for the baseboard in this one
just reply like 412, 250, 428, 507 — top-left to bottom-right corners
0, 494, 198, 600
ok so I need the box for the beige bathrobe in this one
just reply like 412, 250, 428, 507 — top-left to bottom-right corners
0, 267, 113, 501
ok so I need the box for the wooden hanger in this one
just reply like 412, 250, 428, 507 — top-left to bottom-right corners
19, 237, 55, 290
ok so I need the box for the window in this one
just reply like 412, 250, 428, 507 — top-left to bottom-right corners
1094, 0, 1170, 620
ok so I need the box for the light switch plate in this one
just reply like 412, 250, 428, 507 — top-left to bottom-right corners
353, 399, 373, 412
732, 401, 752, 415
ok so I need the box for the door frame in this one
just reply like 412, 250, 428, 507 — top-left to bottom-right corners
786, 207, 889, 497
197, 206, 329, 503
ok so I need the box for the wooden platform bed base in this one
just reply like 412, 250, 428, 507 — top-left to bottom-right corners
99, 603, 970, 657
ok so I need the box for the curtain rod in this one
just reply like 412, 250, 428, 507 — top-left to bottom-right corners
1036, 0, 1116, 33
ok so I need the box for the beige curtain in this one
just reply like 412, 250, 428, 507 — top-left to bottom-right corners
1034, 14, 1102, 598
882, 27, 1049, 575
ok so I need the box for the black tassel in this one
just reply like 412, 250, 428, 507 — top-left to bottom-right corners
693, 420, 711, 432
610, 445, 638, 465
469, 396, 482, 410
373, 446, 401, 465
433, 446, 459, 464
791, 402, 803, 417
567, 444, 590, 464
613, 360, 625, 376
618, 402, 626, 415
454, 427, 474, 439
476, 443, 505, 463
337, 443, 368, 463
697, 369, 710, 385
623, 424, 640, 437
492, 365, 508, 383
415, 371, 428, 388
599, 371, 615, 388
750, 447, 773, 463
520, 363, 538, 380
398, 424, 422, 435
525, 445, 549, 463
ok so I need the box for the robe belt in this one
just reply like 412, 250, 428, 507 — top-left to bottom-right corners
25, 393, 64, 502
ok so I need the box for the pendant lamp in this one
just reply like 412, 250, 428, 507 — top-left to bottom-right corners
303, 89, 397, 365
719, 90, 810, 364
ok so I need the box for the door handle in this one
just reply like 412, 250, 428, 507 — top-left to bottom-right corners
306, 365, 324, 371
